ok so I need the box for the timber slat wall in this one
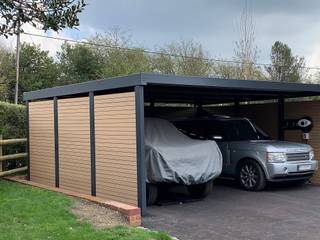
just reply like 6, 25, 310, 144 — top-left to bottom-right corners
284, 101, 320, 183
58, 97, 91, 195
95, 92, 138, 205
29, 100, 55, 186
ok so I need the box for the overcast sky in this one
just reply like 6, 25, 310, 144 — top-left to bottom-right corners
2, 0, 320, 67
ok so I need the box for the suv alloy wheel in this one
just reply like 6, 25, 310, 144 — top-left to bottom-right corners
238, 159, 266, 191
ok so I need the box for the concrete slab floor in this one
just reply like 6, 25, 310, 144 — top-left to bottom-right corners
143, 180, 320, 240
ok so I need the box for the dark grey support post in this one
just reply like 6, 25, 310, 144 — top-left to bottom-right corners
278, 97, 285, 140
26, 101, 30, 181
234, 98, 240, 117
150, 99, 155, 117
135, 86, 146, 215
53, 97, 59, 187
89, 92, 96, 196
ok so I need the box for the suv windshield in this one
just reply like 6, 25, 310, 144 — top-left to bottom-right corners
175, 118, 271, 141
223, 119, 270, 141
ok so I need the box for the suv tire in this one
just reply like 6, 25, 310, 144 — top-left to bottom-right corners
237, 159, 266, 191
147, 184, 158, 205
187, 180, 213, 198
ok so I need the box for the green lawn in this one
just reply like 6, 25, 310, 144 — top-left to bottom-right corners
0, 180, 171, 240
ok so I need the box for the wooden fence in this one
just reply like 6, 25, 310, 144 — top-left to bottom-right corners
0, 135, 28, 177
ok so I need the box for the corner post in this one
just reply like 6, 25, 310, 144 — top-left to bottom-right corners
26, 101, 30, 180
89, 92, 96, 196
53, 97, 59, 187
278, 97, 285, 140
135, 85, 146, 215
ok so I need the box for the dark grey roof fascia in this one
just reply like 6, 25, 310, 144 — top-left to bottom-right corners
23, 73, 144, 101
140, 73, 320, 93
23, 72, 320, 101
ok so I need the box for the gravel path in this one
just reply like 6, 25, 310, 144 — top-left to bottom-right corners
71, 198, 127, 228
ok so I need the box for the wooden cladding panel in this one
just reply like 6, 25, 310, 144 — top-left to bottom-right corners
284, 101, 320, 183
95, 92, 138, 206
58, 97, 91, 195
29, 100, 55, 186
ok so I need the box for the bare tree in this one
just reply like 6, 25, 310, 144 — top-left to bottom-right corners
234, 0, 264, 80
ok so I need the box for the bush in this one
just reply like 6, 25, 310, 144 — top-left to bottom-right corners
0, 101, 26, 138
0, 101, 26, 170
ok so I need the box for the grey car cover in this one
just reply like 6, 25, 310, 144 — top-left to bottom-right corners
145, 118, 223, 185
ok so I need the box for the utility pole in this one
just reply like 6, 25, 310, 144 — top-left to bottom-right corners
14, 25, 21, 104
14, 2, 21, 104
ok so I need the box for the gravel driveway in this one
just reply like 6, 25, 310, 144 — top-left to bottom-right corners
143, 181, 320, 240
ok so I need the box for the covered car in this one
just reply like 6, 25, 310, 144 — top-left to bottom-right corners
145, 118, 222, 204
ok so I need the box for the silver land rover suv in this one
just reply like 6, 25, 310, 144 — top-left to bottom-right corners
174, 117, 318, 191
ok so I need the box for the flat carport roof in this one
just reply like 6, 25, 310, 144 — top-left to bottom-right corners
23, 73, 320, 215
23, 72, 320, 102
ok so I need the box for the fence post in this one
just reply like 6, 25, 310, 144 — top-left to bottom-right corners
0, 135, 2, 172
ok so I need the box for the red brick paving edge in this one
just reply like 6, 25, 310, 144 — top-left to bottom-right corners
3, 176, 141, 226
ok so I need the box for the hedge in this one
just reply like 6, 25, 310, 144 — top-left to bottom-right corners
0, 101, 26, 139
0, 101, 26, 170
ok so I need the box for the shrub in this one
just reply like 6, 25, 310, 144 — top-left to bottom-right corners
0, 101, 26, 170
0, 101, 26, 138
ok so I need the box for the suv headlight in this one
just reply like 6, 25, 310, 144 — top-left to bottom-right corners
309, 150, 315, 160
267, 152, 287, 163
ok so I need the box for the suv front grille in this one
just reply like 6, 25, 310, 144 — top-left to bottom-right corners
286, 152, 310, 161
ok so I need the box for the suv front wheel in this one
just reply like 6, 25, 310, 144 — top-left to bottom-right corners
237, 159, 266, 191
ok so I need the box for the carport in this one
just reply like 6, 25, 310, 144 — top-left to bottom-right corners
24, 72, 320, 215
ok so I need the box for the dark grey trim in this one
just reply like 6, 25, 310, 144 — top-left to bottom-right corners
141, 73, 320, 94
23, 74, 143, 101
135, 85, 146, 215
89, 92, 96, 196
278, 97, 285, 140
26, 101, 30, 181
54, 97, 60, 188
24, 73, 320, 102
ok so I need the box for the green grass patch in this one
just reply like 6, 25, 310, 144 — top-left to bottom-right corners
0, 180, 171, 240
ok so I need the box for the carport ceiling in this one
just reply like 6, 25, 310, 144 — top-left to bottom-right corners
24, 73, 320, 104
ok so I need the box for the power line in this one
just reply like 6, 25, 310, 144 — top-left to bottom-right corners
22, 32, 320, 71
24, 32, 239, 64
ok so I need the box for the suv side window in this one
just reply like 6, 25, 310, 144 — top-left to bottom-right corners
224, 120, 256, 141
203, 120, 227, 141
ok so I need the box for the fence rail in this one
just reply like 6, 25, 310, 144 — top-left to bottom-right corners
0, 135, 27, 178
0, 138, 27, 146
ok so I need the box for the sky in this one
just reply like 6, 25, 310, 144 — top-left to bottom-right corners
1, 0, 320, 68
